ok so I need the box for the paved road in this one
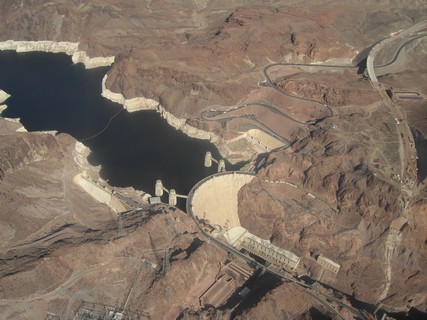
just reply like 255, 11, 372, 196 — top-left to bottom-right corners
366, 19, 427, 195
199, 61, 356, 152
367, 22, 427, 81
374, 34, 427, 73
187, 30, 427, 319
186, 172, 366, 320
113, 191, 149, 210
262, 62, 357, 117
200, 103, 294, 149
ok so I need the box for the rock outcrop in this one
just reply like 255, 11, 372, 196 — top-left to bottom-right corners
238, 108, 427, 312
0, 1, 426, 319
0, 40, 114, 68
0, 132, 60, 181
0, 126, 228, 319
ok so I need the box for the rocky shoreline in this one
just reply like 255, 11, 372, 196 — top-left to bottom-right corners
0, 40, 114, 68
0, 89, 9, 114
100, 74, 227, 155
0, 41, 236, 210
0, 40, 238, 164
1, 2, 426, 316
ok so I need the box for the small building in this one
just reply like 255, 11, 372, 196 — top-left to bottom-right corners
148, 196, 161, 205
317, 254, 340, 274
199, 261, 254, 308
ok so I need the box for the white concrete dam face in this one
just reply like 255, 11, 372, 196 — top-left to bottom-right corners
189, 172, 255, 231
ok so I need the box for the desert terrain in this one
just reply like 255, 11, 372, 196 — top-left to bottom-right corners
0, 1, 426, 319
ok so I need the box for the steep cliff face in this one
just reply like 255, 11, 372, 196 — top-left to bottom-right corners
0, 130, 95, 246
0, 203, 227, 319
395, 195, 427, 309
0, 132, 60, 180
1, 1, 426, 318
0, 128, 228, 319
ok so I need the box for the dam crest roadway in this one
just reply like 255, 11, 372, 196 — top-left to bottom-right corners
70, 20, 426, 316
185, 171, 363, 320
179, 21, 427, 319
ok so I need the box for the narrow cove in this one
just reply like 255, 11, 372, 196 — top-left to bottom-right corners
0, 50, 235, 199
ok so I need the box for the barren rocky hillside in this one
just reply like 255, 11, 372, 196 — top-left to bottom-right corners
0, 1, 426, 319
0, 1, 426, 117
0, 125, 229, 319
238, 110, 426, 312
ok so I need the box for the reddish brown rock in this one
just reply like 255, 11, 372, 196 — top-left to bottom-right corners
0, 1, 426, 319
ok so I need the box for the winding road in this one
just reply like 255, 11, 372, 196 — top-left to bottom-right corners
366, 19, 427, 195
185, 22, 427, 318
198, 61, 356, 152
186, 172, 367, 320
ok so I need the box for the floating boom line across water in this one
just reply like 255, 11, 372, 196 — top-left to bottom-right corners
80, 108, 124, 142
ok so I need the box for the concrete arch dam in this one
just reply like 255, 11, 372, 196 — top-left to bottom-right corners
187, 171, 304, 275
187, 172, 256, 230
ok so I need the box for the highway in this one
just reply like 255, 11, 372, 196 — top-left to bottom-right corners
262, 62, 358, 118
367, 20, 427, 81
373, 33, 427, 73
200, 102, 294, 150
186, 172, 367, 320
183, 23, 427, 318
198, 61, 356, 152
366, 19, 427, 196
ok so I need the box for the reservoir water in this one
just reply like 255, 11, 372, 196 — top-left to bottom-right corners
0, 51, 236, 201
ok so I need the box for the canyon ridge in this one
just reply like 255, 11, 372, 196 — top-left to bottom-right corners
0, 1, 426, 319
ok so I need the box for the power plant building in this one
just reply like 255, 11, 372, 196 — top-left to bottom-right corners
224, 226, 301, 271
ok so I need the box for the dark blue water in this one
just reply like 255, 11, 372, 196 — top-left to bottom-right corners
0, 51, 236, 198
